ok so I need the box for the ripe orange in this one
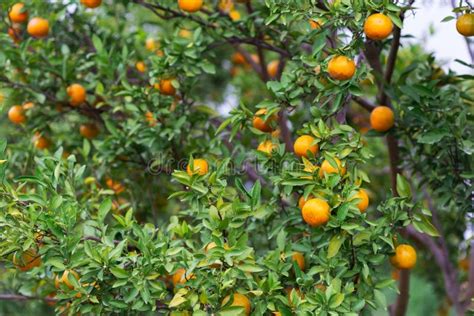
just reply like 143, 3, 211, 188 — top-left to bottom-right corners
456, 13, 474, 37
327, 55, 356, 81
293, 135, 319, 158
27, 17, 49, 38
145, 111, 157, 127
222, 293, 251, 315
106, 178, 125, 194
32, 133, 50, 150
257, 140, 277, 155
229, 10, 241, 21
298, 195, 313, 209
252, 109, 276, 133
13, 249, 41, 271
178, 0, 203, 13
55, 270, 80, 289
146, 38, 156, 51
309, 19, 321, 29
370, 106, 394, 132
232, 52, 246, 65
9, 3, 28, 24
291, 252, 305, 271
80, 123, 99, 139
301, 198, 330, 227
172, 268, 195, 286
319, 158, 346, 177
267, 60, 280, 78
80, 0, 102, 8
390, 244, 417, 270
179, 28, 193, 38
352, 189, 369, 213
22, 102, 35, 110
364, 13, 393, 40
136, 61, 146, 73
67, 83, 86, 106
8, 105, 26, 124
158, 78, 177, 96
186, 158, 209, 176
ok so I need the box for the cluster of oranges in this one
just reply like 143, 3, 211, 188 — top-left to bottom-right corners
8, 3, 49, 40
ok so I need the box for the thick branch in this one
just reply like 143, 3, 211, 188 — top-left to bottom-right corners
352, 95, 376, 112
0, 294, 56, 303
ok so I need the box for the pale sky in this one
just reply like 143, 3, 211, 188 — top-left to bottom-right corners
403, 1, 473, 74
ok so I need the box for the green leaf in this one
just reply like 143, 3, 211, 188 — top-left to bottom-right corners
98, 199, 112, 223
327, 234, 346, 258
418, 129, 449, 144
396, 174, 411, 198
109, 266, 129, 278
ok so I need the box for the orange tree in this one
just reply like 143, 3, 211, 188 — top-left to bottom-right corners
0, 0, 473, 315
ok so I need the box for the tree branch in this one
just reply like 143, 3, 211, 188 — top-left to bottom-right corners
352, 95, 376, 112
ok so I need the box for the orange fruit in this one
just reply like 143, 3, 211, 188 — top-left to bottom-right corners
186, 158, 209, 176
267, 60, 280, 78
13, 249, 41, 271
298, 195, 313, 209
232, 52, 246, 65
352, 189, 369, 213
178, 0, 203, 13
327, 55, 356, 81
80, 123, 99, 139
309, 19, 321, 29
146, 38, 156, 51
390, 244, 417, 270
172, 268, 195, 286
145, 111, 157, 127
9, 3, 28, 24
8, 105, 26, 124
293, 135, 318, 158
291, 252, 305, 271
22, 102, 34, 110
301, 198, 330, 227
158, 78, 177, 96
27, 17, 49, 38
80, 0, 102, 8
32, 133, 50, 150
222, 293, 251, 315
106, 178, 125, 194
319, 158, 346, 177
179, 28, 193, 38
67, 84, 87, 106
363, 13, 393, 40
136, 61, 146, 73
55, 270, 80, 289
252, 109, 276, 133
229, 10, 241, 21
456, 13, 474, 37
370, 106, 394, 132
257, 140, 277, 155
